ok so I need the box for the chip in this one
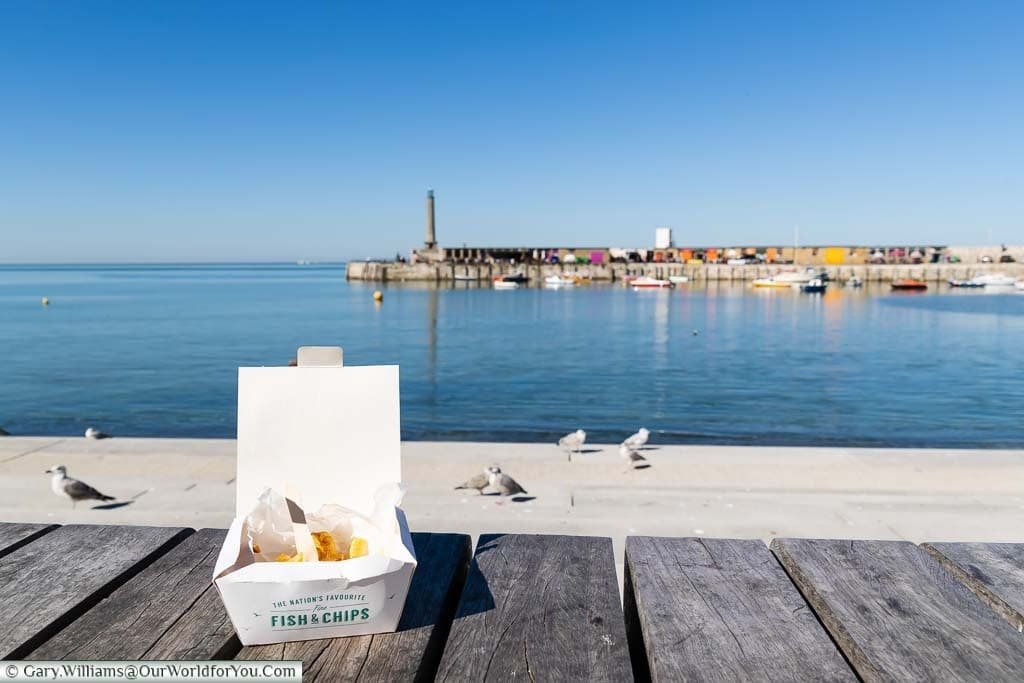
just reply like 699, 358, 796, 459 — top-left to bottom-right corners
263, 536, 367, 563
349, 536, 369, 559
312, 531, 347, 561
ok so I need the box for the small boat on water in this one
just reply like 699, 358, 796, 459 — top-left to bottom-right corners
753, 268, 821, 288
891, 279, 928, 291
544, 274, 576, 288
669, 275, 689, 284
631, 276, 673, 289
493, 280, 519, 290
501, 272, 529, 283
800, 278, 827, 293
970, 273, 1017, 287
453, 273, 476, 282
948, 273, 1016, 288
846, 276, 863, 288
752, 277, 795, 288
568, 273, 592, 285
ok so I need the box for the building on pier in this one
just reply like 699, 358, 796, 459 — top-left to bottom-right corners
410, 191, 1018, 266
431, 243, 960, 266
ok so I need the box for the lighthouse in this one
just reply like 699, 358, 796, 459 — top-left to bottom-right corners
425, 190, 437, 249
412, 189, 444, 263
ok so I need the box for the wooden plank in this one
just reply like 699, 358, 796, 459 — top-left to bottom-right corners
624, 536, 854, 682
146, 580, 238, 660
436, 534, 633, 682
0, 524, 191, 659
924, 542, 1024, 632
0, 523, 58, 558
28, 529, 237, 660
239, 532, 471, 682
771, 538, 1024, 682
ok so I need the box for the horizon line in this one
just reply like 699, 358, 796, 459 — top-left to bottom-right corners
0, 260, 351, 267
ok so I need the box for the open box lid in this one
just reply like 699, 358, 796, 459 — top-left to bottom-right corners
235, 347, 401, 518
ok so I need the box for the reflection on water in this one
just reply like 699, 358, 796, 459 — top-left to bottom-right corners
426, 285, 438, 391
652, 290, 669, 367
1, 265, 1022, 448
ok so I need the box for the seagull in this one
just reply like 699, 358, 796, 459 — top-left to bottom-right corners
619, 443, 648, 470
623, 427, 650, 450
46, 465, 115, 508
85, 427, 111, 440
487, 466, 527, 496
558, 429, 586, 461
455, 468, 492, 495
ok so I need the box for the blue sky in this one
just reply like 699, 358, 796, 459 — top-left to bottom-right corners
1, 1, 1021, 262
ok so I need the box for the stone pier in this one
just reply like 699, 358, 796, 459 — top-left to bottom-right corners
346, 261, 1024, 283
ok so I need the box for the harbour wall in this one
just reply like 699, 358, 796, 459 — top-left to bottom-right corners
346, 261, 1024, 283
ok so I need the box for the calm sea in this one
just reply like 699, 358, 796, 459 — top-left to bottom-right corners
1, 264, 1022, 448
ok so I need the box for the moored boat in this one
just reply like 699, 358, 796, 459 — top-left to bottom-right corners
493, 280, 519, 290
753, 269, 819, 288
668, 275, 689, 284
501, 272, 529, 283
800, 278, 827, 293
970, 273, 1017, 287
752, 277, 795, 288
631, 276, 673, 289
891, 279, 928, 291
846, 276, 863, 288
948, 279, 985, 288
544, 274, 576, 288
453, 273, 476, 282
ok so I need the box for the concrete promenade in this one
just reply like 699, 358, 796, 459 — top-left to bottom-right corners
3, 438, 1021, 565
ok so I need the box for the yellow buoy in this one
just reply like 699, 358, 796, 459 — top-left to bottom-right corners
41, 297, 50, 306
373, 290, 383, 302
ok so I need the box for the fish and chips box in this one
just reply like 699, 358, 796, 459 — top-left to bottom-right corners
213, 347, 416, 646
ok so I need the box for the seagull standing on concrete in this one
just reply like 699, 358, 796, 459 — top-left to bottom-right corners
85, 427, 111, 440
619, 443, 648, 471
558, 429, 586, 461
487, 466, 527, 496
623, 427, 650, 450
455, 468, 492, 495
46, 465, 115, 508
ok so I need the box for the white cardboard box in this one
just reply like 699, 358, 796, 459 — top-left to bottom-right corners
212, 348, 417, 646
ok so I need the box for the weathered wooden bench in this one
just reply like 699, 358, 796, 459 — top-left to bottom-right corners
2, 523, 1023, 681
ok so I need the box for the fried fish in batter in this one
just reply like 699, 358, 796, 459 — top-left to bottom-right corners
312, 531, 348, 561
